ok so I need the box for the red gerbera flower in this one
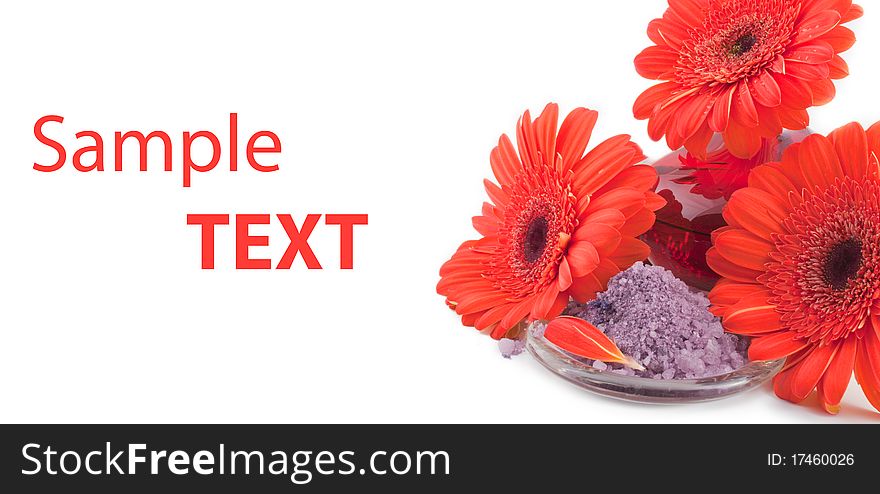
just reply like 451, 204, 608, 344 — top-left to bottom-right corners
708, 122, 880, 413
633, 0, 862, 159
438, 104, 665, 339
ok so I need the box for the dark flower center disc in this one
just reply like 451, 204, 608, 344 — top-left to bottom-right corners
729, 33, 758, 57
823, 238, 863, 290
523, 216, 549, 263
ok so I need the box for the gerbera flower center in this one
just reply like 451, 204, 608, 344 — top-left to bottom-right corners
823, 238, 863, 290
491, 165, 578, 298
675, 0, 798, 86
728, 33, 757, 57
523, 216, 550, 263
764, 177, 880, 343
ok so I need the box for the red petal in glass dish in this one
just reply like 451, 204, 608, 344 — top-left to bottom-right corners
643, 132, 810, 291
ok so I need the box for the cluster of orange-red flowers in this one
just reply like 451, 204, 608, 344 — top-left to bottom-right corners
438, 0, 879, 415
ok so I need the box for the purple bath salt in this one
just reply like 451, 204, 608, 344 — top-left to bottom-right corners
564, 262, 748, 379
498, 338, 525, 359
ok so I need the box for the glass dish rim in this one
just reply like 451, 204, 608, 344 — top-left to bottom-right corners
526, 321, 784, 397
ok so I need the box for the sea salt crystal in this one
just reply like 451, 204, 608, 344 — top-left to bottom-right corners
564, 262, 749, 379
498, 338, 525, 359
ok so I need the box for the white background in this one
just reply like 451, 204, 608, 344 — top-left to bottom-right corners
2, 0, 878, 423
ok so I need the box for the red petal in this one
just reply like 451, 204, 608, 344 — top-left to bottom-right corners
828, 122, 869, 180
619, 208, 656, 238
533, 103, 559, 168
455, 290, 510, 315
566, 241, 601, 278
723, 118, 762, 159
546, 291, 571, 321
777, 106, 811, 130
573, 137, 642, 195
799, 0, 849, 18
769, 54, 786, 74
723, 188, 788, 241
499, 298, 535, 333
644, 191, 667, 211
821, 25, 856, 52
708, 281, 764, 311
475, 303, 513, 331
785, 40, 834, 64
607, 237, 650, 269
647, 18, 675, 48
516, 110, 539, 167
792, 9, 842, 45
633, 82, 679, 120
873, 300, 880, 340
593, 258, 621, 289
654, 12, 691, 49
748, 163, 800, 198
675, 90, 716, 142
755, 104, 784, 138
581, 208, 627, 230
828, 54, 849, 79
683, 121, 714, 160
842, 4, 864, 22
733, 81, 759, 127
773, 73, 813, 109
709, 84, 736, 132
798, 134, 844, 190
568, 273, 603, 304
855, 333, 880, 413
489, 324, 508, 340
808, 78, 836, 106
668, 0, 706, 27
749, 71, 782, 107
489, 134, 521, 187
818, 335, 857, 414
568, 259, 619, 304
868, 122, 880, 165
595, 165, 660, 196
773, 365, 798, 402
647, 97, 681, 141
634, 46, 679, 79
584, 187, 646, 219
714, 229, 773, 272
544, 316, 643, 369
749, 332, 811, 361
790, 342, 838, 401
556, 108, 599, 169
483, 179, 508, 207
572, 223, 622, 257
461, 312, 481, 327
532, 285, 564, 321
723, 290, 784, 335
778, 145, 810, 193
472, 214, 499, 236
557, 256, 573, 292
786, 60, 831, 81
706, 247, 765, 283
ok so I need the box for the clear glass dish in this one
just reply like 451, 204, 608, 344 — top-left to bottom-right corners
526, 322, 784, 404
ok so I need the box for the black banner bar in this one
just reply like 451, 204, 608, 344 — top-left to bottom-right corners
1, 425, 876, 491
